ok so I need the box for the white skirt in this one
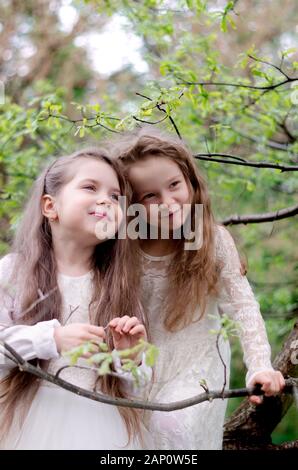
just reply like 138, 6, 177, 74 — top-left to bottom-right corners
3, 384, 152, 450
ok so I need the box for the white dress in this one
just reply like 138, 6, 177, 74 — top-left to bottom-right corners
141, 225, 274, 450
0, 256, 152, 450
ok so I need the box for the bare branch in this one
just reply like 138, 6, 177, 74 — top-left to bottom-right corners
132, 115, 168, 125
1, 341, 296, 412
193, 153, 298, 171
135, 91, 183, 139
175, 75, 297, 91
63, 305, 80, 326
247, 54, 290, 80
226, 129, 296, 153
221, 204, 298, 225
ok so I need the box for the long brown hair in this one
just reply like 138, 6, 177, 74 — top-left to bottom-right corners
110, 127, 233, 331
0, 148, 145, 444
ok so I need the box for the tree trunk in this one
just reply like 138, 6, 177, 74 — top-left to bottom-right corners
223, 321, 298, 449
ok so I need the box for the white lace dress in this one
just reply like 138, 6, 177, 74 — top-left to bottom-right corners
141, 225, 273, 450
0, 257, 152, 450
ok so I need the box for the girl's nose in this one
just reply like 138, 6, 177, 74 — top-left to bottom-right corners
161, 195, 175, 207
96, 194, 111, 205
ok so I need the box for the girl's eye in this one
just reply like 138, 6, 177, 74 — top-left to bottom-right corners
83, 185, 96, 191
143, 193, 155, 200
170, 181, 180, 188
110, 194, 120, 201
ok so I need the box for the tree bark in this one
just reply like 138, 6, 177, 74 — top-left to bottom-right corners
223, 321, 298, 449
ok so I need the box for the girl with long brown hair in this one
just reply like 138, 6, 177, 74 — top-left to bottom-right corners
0, 148, 152, 449
112, 126, 285, 450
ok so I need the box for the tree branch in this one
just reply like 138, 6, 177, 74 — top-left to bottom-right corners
1, 341, 296, 412
221, 204, 298, 225
193, 153, 298, 171
176, 76, 298, 91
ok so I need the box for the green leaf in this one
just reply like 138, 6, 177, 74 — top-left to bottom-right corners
145, 344, 159, 367
282, 48, 297, 57
89, 352, 109, 364
97, 358, 112, 376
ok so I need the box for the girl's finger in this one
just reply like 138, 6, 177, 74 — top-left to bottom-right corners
279, 375, 286, 389
129, 325, 146, 336
109, 317, 121, 328
275, 371, 285, 389
274, 376, 282, 393
249, 395, 263, 405
260, 379, 271, 393
115, 316, 131, 333
83, 333, 106, 343
110, 329, 122, 340
263, 376, 280, 396
122, 317, 140, 332
88, 325, 106, 338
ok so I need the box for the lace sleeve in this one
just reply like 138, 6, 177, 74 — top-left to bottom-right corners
215, 225, 273, 385
0, 254, 60, 375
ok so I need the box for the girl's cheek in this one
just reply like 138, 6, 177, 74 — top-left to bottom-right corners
116, 206, 124, 226
143, 203, 159, 226
182, 187, 192, 203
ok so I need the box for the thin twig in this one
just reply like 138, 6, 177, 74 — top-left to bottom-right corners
194, 153, 298, 171
216, 333, 227, 395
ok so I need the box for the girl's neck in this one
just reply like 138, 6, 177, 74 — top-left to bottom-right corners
140, 238, 179, 257
53, 239, 94, 276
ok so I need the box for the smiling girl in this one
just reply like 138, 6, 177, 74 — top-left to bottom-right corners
0, 148, 152, 450
112, 127, 285, 450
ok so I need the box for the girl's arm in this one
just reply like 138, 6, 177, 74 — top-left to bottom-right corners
215, 226, 285, 401
0, 254, 60, 374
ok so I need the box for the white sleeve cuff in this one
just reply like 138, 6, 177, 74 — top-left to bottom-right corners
32, 319, 61, 360
111, 349, 152, 394
0, 319, 61, 366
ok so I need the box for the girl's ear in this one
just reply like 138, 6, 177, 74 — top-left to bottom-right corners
42, 194, 58, 221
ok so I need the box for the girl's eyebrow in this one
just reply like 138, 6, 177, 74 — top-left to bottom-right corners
139, 175, 181, 194
166, 175, 181, 182
79, 178, 99, 185
79, 178, 121, 193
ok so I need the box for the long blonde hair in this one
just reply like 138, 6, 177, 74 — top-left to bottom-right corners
111, 127, 226, 331
0, 148, 145, 444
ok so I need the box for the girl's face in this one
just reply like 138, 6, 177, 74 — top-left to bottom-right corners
48, 159, 123, 244
127, 156, 192, 232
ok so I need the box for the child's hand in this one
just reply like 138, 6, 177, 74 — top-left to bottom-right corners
109, 316, 147, 352
54, 323, 106, 353
248, 370, 285, 405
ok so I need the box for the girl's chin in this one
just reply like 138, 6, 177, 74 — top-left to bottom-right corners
94, 220, 118, 241
166, 212, 188, 231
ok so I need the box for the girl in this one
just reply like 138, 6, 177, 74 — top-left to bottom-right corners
112, 127, 285, 450
0, 148, 152, 450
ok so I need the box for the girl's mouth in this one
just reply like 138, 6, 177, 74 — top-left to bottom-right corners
90, 211, 109, 220
160, 207, 181, 218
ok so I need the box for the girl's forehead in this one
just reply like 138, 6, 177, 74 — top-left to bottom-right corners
128, 156, 182, 186
69, 158, 119, 183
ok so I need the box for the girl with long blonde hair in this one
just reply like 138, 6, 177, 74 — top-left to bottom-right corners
0, 148, 152, 450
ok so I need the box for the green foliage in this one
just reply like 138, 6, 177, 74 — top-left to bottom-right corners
63, 339, 159, 387
209, 313, 240, 342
